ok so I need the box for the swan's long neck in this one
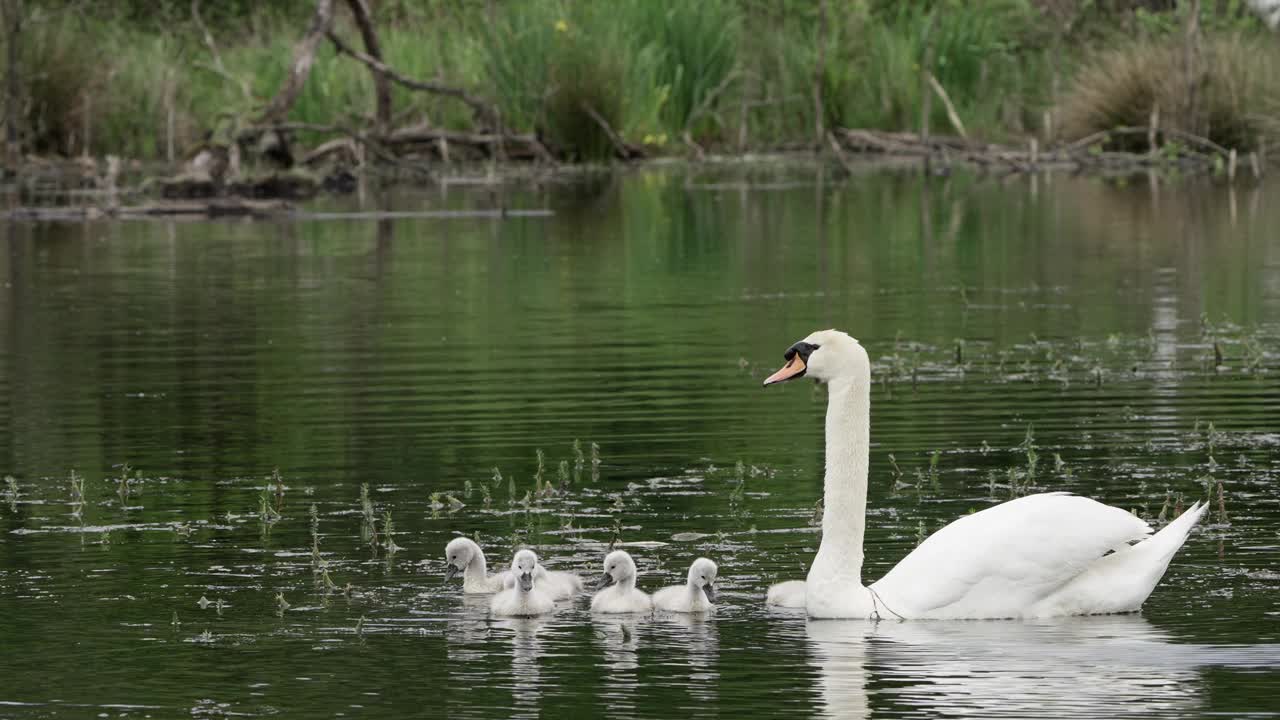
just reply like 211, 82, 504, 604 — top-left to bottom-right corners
815, 371, 870, 585
618, 572, 636, 591
467, 547, 489, 581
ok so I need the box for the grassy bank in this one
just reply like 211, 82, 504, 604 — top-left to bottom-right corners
6, 0, 1279, 166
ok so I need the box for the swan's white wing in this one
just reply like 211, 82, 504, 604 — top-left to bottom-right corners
869, 493, 1152, 619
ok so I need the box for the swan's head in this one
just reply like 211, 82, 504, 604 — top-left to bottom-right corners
444, 537, 481, 582
511, 549, 538, 592
763, 329, 865, 386
596, 550, 637, 590
687, 557, 718, 602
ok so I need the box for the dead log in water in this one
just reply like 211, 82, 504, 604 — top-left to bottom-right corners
2, 198, 294, 222
831, 127, 1252, 177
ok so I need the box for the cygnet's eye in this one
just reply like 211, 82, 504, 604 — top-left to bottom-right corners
700, 575, 707, 580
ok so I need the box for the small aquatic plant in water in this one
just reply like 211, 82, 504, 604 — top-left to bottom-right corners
535, 449, 546, 488
360, 483, 375, 522
68, 470, 85, 503
383, 511, 401, 554
4, 475, 16, 511
729, 460, 746, 503
557, 460, 570, 491
116, 462, 132, 502
269, 468, 285, 510
309, 503, 323, 573
591, 442, 601, 482
258, 490, 282, 529
275, 592, 290, 616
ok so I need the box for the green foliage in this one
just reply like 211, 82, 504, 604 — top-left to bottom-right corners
620, 0, 741, 134
7, 0, 1277, 161
835, 0, 1040, 135
483, 2, 623, 160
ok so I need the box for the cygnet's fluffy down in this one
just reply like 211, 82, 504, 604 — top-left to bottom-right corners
444, 536, 510, 593
490, 549, 557, 617
765, 579, 807, 608
537, 567, 584, 600
444, 536, 581, 599
653, 557, 718, 613
590, 550, 653, 614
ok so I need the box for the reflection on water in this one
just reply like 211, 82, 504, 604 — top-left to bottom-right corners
662, 613, 720, 705
1, 165, 1279, 718
494, 617, 549, 720
808, 615, 1280, 719
595, 617, 640, 716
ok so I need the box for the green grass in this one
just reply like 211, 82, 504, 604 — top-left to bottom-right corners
4, 0, 1276, 163
834, 0, 1041, 137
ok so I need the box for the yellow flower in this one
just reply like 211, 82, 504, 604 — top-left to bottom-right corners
554, 19, 568, 33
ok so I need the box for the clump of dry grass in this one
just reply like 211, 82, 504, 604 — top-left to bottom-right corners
1057, 34, 1280, 152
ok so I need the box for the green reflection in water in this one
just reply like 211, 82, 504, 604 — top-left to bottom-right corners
0, 165, 1277, 718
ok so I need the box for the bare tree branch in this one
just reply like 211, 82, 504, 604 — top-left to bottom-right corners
258, 0, 335, 125
324, 30, 495, 125
191, 0, 251, 102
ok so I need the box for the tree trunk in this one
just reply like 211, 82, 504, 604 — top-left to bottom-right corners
258, 0, 335, 125
343, 0, 391, 136
4, 0, 21, 168
813, 0, 826, 146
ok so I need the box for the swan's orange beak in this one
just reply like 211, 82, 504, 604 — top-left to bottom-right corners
763, 355, 806, 386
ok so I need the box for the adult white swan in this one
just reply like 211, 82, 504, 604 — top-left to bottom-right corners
762, 329, 1207, 620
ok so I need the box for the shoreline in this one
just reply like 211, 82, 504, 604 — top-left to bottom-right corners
0, 134, 1268, 223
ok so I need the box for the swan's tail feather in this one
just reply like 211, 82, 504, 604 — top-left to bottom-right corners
1146, 500, 1208, 563
765, 580, 807, 608
1033, 500, 1206, 617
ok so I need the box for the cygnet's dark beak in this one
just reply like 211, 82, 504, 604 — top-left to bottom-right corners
702, 583, 717, 603
596, 572, 616, 590
519, 572, 534, 592
444, 563, 460, 582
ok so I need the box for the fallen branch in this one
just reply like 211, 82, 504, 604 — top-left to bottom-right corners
926, 72, 967, 139
387, 125, 556, 163
1059, 125, 1231, 157
258, 0, 335, 124
825, 130, 855, 175
581, 103, 634, 160
325, 30, 495, 125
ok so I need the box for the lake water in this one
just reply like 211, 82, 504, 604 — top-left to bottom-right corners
1, 163, 1278, 718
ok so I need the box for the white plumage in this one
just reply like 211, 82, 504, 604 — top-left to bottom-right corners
490, 549, 557, 617
590, 550, 653, 614
653, 557, 718, 613
444, 536, 582, 599
763, 329, 1207, 620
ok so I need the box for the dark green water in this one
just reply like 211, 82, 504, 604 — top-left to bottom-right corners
1, 165, 1278, 718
